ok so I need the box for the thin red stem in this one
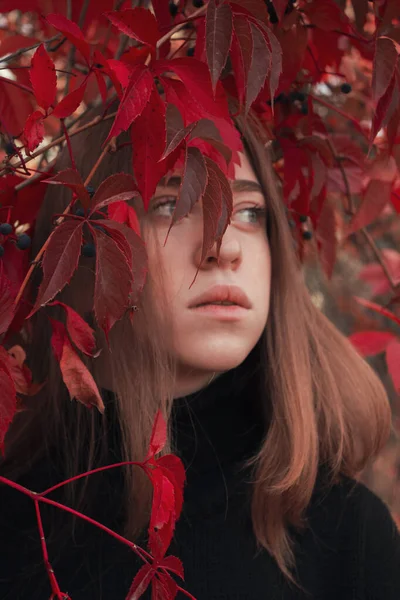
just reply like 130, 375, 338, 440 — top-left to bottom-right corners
40, 460, 144, 496
60, 120, 77, 170
33, 499, 65, 600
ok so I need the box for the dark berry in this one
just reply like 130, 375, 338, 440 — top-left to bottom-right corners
86, 185, 96, 198
193, 0, 204, 7
340, 82, 352, 94
300, 102, 308, 115
169, 1, 178, 16
186, 47, 195, 57
82, 243, 96, 258
299, 214, 308, 223
0, 245, 4, 257
302, 230, 313, 241
75, 208, 85, 217
16, 233, 31, 250
290, 90, 306, 102
0, 223, 13, 235
266, 1, 279, 23
5, 142, 16, 155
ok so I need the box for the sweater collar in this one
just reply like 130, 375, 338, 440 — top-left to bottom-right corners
170, 342, 265, 482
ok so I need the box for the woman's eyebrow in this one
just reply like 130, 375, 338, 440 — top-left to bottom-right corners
157, 176, 263, 194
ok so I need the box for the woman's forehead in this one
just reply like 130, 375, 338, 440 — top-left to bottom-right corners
157, 151, 259, 189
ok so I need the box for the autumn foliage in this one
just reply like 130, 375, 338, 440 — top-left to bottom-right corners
1, 0, 400, 597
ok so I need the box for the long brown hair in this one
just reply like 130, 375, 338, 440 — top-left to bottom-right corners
0, 104, 392, 587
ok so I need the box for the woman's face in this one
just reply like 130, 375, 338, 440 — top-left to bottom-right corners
141, 151, 271, 398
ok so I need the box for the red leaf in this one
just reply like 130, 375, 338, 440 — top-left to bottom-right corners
23, 109, 45, 153
229, 0, 269, 24
105, 8, 159, 49
104, 65, 154, 144
92, 219, 148, 305
52, 83, 87, 119
162, 104, 196, 161
154, 58, 228, 119
204, 156, 233, 253
302, 0, 350, 32
199, 156, 224, 266
230, 15, 253, 107
46, 13, 91, 65
0, 270, 15, 336
151, 572, 178, 600
130, 88, 175, 209
108, 202, 142, 237
48, 301, 99, 357
354, 296, 400, 327
126, 563, 155, 600
0, 78, 34, 137
346, 179, 392, 234
165, 146, 208, 243
148, 469, 176, 558
30, 43, 57, 112
206, 0, 233, 94
92, 227, 133, 339
158, 555, 184, 580
157, 455, 186, 520
90, 173, 139, 212
32, 220, 84, 313
44, 168, 91, 208
372, 37, 399, 105
386, 340, 400, 392
147, 410, 167, 458
245, 22, 271, 114
272, 0, 289, 21
105, 58, 131, 94
6, 345, 40, 397
349, 331, 396, 356
0, 347, 17, 455
51, 323, 104, 413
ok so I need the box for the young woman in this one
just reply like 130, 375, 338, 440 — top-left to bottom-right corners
0, 106, 399, 600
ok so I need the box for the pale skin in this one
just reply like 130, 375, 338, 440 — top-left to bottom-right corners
92, 151, 271, 398
142, 151, 272, 398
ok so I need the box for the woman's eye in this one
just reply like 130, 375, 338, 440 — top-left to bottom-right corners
151, 197, 177, 217
235, 206, 267, 225
151, 197, 267, 226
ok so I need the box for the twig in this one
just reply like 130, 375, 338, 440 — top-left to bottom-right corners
0, 35, 60, 64
13, 137, 114, 307
34, 499, 65, 600
60, 120, 77, 170
310, 94, 369, 142
0, 112, 117, 178
0, 73, 34, 95
155, 3, 207, 58
326, 138, 354, 213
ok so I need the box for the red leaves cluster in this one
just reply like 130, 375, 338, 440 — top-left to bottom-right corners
1, 1, 400, 597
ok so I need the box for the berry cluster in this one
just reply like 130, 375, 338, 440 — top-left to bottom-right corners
0, 222, 31, 257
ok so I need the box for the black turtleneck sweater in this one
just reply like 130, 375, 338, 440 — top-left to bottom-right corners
1, 356, 400, 600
